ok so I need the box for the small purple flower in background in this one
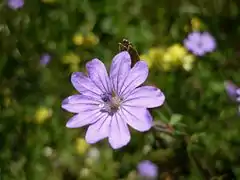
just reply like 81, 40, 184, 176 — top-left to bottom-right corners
62, 51, 165, 149
225, 81, 240, 115
8, 0, 24, 9
236, 89, 240, 102
137, 160, 158, 179
184, 31, 216, 56
40, 53, 51, 66
224, 81, 239, 101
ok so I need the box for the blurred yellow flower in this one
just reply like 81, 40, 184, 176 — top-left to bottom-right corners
142, 44, 195, 72
69, 64, 80, 72
35, 107, 52, 124
140, 54, 153, 68
161, 62, 172, 71
161, 44, 196, 72
76, 138, 89, 155
84, 32, 99, 46
148, 47, 164, 60
72, 32, 99, 46
140, 47, 164, 68
164, 44, 187, 63
72, 33, 84, 46
191, 17, 201, 30
162, 53, 172, 63
160, 44, 187, 71
62, 52, 81, 65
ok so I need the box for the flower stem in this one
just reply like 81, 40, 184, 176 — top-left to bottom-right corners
163, 101, 173, 115
185, 135, 210, 179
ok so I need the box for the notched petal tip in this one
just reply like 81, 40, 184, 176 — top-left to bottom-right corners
85, 132, 105, 144
71, 72, 82, 78
132, 61, 149, 78
117, 51, 131, 58
65, 114, 91, 129
111, 51, 131, 63
111, 51, 132, 67
89, 58, 102, 63
136, 60, 148, 68
110, 138, 130, 149
61, 98, 69, 106
85, 136, 97, 144
139, 110, 153, 132
66, 121, 77, 128
86, 58, 102, 69
61, 97, 72, 111
157, 90, 166, 106
71, 72, 84, 84
109, 132, 131, 149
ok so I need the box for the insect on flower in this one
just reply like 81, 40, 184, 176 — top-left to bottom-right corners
119, 39, 140, 67
62, 51, 165, 149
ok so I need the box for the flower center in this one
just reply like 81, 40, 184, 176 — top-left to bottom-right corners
197, 41, 203, 48
100, 92, 122, 115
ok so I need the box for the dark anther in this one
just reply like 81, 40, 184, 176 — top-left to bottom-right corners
101, 93, 110, 102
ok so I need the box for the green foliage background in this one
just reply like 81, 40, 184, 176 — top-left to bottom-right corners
1, 0, 240, 179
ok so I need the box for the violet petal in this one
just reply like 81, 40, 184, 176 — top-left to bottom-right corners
86, 58, 111, 93
85, 115, 111, 144
120, 106, 153, 132
66, 110, 105, 128
123, 86, 165, 108
71, 72, 102, 99
120, 61, 148, 97
61, 95, 101, 113
108, 112, 131, 149
109, 51, 131, 95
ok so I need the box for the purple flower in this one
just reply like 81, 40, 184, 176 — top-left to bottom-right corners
184, 31, 216, 56
237, 89, 240, 102
224, 81, 239, 101
137, 160, 158, 178
8, 0, 24, 9
40, 53, 51, 66
62, 51, 165, 149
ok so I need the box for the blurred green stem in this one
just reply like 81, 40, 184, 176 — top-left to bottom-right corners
163, 101, 173, 115
185, 136, 210, 179
156, 110, 169, 123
